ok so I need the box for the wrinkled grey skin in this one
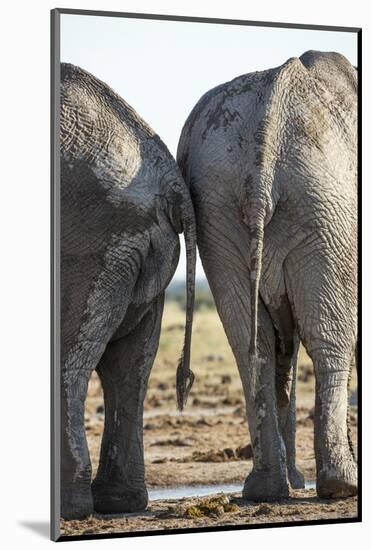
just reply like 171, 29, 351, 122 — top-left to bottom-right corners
61, 64, 196, 519
177, 51, 357, 500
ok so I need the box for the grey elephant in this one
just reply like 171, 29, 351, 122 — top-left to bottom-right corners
177, 50, 357, 500
60, 63, 196, 519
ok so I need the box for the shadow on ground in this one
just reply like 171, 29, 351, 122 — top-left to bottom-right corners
19, 521, 49, 539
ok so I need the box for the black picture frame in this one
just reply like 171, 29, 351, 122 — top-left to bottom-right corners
51, 8, 362, 542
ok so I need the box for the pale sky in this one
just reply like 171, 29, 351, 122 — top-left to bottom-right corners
61, 14, 357, 281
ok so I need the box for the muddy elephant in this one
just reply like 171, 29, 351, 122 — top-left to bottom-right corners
60, 64, 196, 519
177, 50, 357, 500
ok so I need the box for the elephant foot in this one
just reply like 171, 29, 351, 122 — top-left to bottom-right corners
92, 482, 148, 514
288, 465, 305, 489
61, 483, 94, 520
317, 466, 357, 499
242, 469, 289, 501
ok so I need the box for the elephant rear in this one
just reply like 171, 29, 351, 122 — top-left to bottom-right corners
61, 63, 197, 409
60, 64, 198, 519
177, 50, 358, 500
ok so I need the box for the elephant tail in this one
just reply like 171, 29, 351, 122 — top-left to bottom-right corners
248, 202, 266, 358
176, 194, 196, 411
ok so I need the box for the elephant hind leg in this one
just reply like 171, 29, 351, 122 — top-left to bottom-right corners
212, 276, 288, 500
92, 294, 164, 514
61, 341, 107, 519
311, 352, 357, 498
276, 333, 305, 489
268, 295, 305, 490
284, 249, 357, 499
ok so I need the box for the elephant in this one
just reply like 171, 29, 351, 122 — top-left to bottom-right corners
177, 50, 357, 500
60, 63, 196, 519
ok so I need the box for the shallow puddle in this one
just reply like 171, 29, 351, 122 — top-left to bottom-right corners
148, 480, 316, 501
143, 406, 237, 418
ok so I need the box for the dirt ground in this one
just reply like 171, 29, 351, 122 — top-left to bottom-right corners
60, 300, 358, 537
61, 489, 358, 537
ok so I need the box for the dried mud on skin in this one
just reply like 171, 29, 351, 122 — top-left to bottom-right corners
64, 304, 358, 536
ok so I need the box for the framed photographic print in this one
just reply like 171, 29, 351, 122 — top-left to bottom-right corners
51, 8, 361, 542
